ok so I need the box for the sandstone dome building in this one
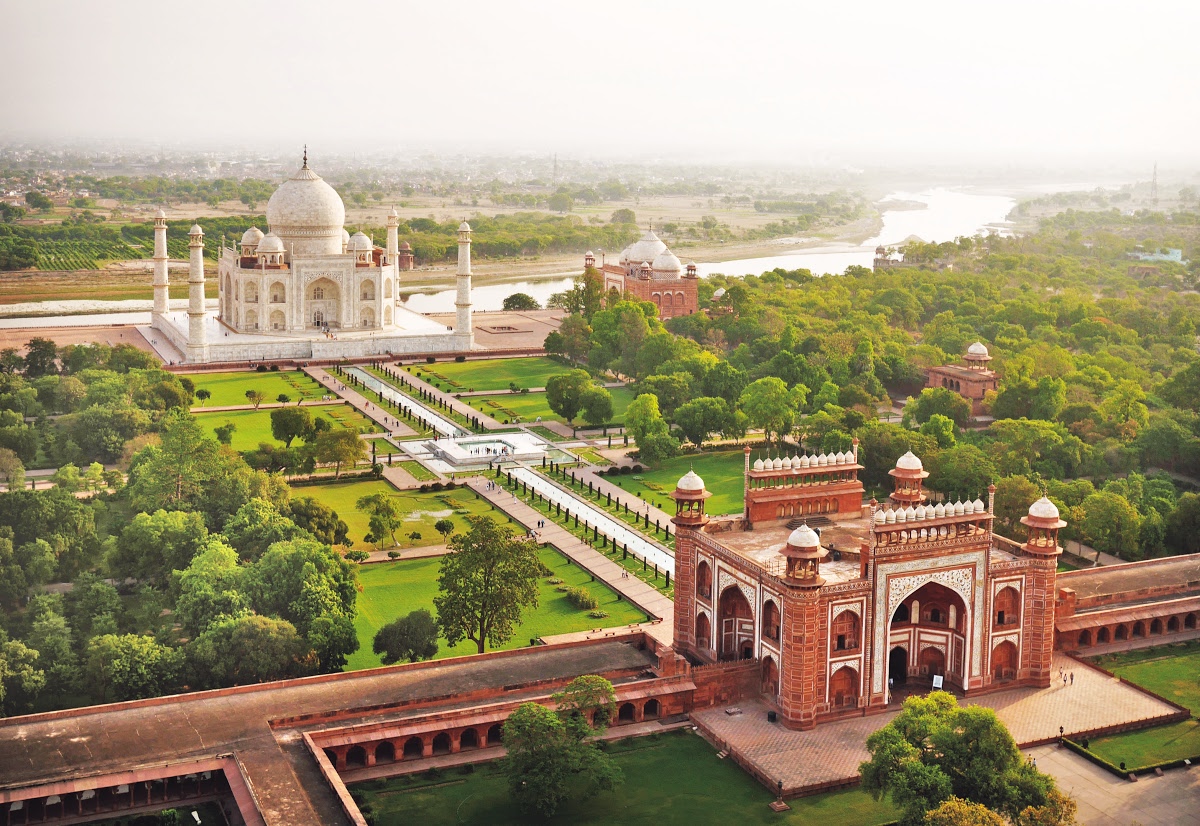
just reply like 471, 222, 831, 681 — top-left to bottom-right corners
585, 226, 699, 320
148, 152, 472, 363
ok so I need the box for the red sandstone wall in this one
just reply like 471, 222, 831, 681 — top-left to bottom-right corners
691, 660, 759, 708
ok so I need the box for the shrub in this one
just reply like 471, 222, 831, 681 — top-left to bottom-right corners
588, 610, 609, 619
445, 480, 457, 489
537, 559, 554, 576
555, 585, 571, 592
631, 465, 644, 473
270, 364, 280, 371
419, 484, 431, 492
547, 577, 564, 585
565, 586, 599, 610
426, 356, 436, 364
521, 387, 530, 394
256, 364, 268, 372
621, 465, 633, 475
431, 481, 444, 491
455, 355, 466, 362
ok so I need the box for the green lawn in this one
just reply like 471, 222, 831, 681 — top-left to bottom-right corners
397, 460, 439, 481
613, 449, 746, 516
350, 730, 898, 826
192, 405, 379, 452
294, 482, 494, 550
190, 370, 325, 407
468, 386, 637, 426
404, 357, 574, 392
346, 546, 647, 670
1085, 640, 1200, 769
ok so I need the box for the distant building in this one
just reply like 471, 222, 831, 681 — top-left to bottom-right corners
924, 341, 998, 416
1128, 247, 1183, 264
586, 226, 699, 320
873, 246, 897, 269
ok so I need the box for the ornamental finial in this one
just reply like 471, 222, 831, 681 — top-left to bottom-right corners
302, 144, 308, 168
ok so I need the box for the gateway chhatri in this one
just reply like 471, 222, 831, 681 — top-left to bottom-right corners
149, 151, 473, 363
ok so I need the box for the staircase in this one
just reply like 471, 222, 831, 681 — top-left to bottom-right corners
786, 516, 832, 530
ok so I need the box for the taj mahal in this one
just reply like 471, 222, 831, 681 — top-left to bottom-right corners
148, 151, 474, 363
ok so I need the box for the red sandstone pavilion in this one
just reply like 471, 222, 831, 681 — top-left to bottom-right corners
586, 226, 699, 320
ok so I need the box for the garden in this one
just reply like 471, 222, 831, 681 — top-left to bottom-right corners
1082, 640, 1200, 770
402, 357, 573, 393
612, 449, 748, 516
467, 385, 637, 426
349, 729, 898, 826
293, 482, 494, 551
346, 545, 647, 670
192, 405, 380, 452
189, 370, 326, 408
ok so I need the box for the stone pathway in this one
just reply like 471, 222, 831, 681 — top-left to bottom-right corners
304, 366, 418, 438
692, 652, 1183, 795
382, 363, 506, 431
468, 478, 673, 644
1028, 742, 1200, 825
574, 466, 676, 537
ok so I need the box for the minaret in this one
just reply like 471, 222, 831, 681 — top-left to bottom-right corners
455, 221, 473, 347
186, 224, 207, 362
386, 207, 399, 262
152, 209, 169, 326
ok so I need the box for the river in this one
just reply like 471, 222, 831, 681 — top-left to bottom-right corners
401, 187, 1017, 313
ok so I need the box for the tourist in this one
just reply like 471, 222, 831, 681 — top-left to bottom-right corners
1070, 672, 1074, 685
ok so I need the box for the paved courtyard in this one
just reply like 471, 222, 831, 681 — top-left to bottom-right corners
1029, 743, 1200, 826
692, 653, 1181, 795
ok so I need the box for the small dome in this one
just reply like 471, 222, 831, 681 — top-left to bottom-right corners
241, 226, 264, 246
895, 451, 923, 471
189, 224, 204, 235
915, 504, 927, 519
874, 510, 886, 525
934, 503, 946, 518
399, 241, 412, 250
348, 231, 373, 252
712, 287, 727, 299
341, 228, 351, 244
651, 248, 683, 277
773, 456, 783, 470
964, 500, 976, 515
837, 451, 847, 465
1028, 497, 1059, 520
753, 458, 765, 472
782, 456, 792, 470
954, 500, 965, 516
886, 509, 896, 524
895, 507, 907, 523
787, 524, 820, 549
155, 208, 167, 219
257, 233, 284, 254
973, 497, 986, 513
905, 506, 917, 521
388, 206, 399, 219
676, 469, 705, 492
800, 455, 811, 468
459, 221, 472, 232
967, 341, 990, 357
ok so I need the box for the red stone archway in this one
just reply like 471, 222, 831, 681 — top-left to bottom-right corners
830, 666, 859, 708
761, 655, 779, 696
718, 585, 754, 661
991, 640, 1018, 681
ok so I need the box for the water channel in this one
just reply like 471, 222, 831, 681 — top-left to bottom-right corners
343, 366, 468, 439
509, 466, 675, 575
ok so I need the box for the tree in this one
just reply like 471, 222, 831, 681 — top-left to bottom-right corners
213, 421, 236, 446
84, 633, 182, 703
313, 429, 367, 477
674, 396, 730, 448
51, 462, 82, 492
624, 392, 679, 465
222, 498, 308, 560
27, 612, 77, 695
24, 191, 53, 211
187, 614, 312, 689
276, 393, 291, 405
1080, 491, 1141, 560
638, 372, 692, 418
0, 447, 25, 491
245, 539, 358, 671
580, 386, 614, 427
548, 314, 592, 363
501, 698, 622, 818
903, 387, 972, 429
552, 674, 618, 735
434, 516, 541, 654
545, 369, 593, 424
739, 377, 794, 443
1160, 361, 1200, 412
923, 798, 1005, 826
23, 338, 59, 378
0, 631, 45, 716
195, 388, 211, 404
357, 491, 404, 549
288, 496, 350, 546
503, 293, 541, 311
110, 509, 209, 585
919, 414, 956, 448
434, 518, 455, 540
245, 390, 265, 409
926, 444, 996, 499
372, 609, 439, 664
270, 407, 312, 447
703, 361, 749, 405
992, 475, 1042, 539
610, 208, 636, 224
860, 692, 1061, 826
548, 192, 573, 213
173, 539, 248, 637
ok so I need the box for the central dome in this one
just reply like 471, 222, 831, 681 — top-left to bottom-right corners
266, 161, 346, 258
621, 227, 667, 266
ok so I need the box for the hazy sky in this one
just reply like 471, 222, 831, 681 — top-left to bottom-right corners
2, 0, 1197, 165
